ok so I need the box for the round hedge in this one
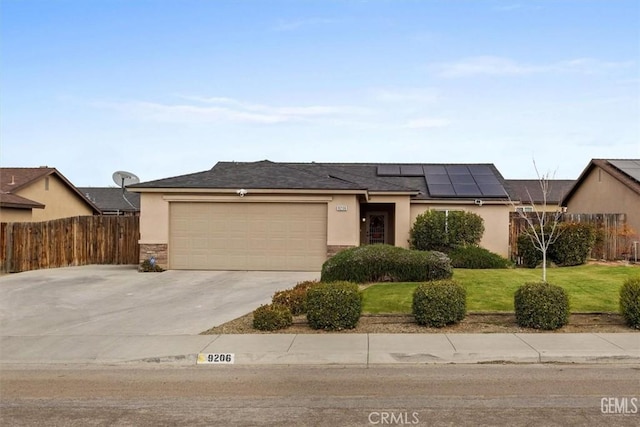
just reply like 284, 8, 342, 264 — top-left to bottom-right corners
252, 304, 293, 331
272, 280, 320, 315
320, 244, 453, 283
514, 282, 569, 330
412, 280, 466, 327
306, 281, 362, 330
410, 210, 484, 252
448, 245, 512, 269
619, 276, 640, 329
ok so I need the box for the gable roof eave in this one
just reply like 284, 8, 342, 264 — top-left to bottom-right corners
561, 159, 640, 206
1, 167, 101, 214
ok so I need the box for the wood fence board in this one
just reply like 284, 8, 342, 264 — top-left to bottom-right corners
509, 212, 628, 263
0, 216, 139, 273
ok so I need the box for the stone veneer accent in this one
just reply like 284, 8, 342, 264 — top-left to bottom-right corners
139, 243, 168, 269
326, 245, 356, 258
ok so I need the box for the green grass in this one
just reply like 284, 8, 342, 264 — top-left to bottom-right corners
361, 265, 640, 314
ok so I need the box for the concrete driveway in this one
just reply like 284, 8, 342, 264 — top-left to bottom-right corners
0, 265, 319, 336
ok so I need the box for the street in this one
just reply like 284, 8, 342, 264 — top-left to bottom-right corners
1, 364, 638, 426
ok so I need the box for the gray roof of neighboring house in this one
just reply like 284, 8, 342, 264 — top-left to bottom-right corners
505, 180, 575, 205
130, 160, 516, 200
78, 187, 140, 213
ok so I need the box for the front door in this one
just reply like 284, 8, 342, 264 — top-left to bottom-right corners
366, 212, 388, 244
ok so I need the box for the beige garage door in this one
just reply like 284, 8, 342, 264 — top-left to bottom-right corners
169, 202, 327, 271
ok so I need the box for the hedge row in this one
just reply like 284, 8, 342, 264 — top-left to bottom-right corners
320, 244, 453, 283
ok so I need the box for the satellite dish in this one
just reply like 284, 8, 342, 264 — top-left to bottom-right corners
112, 171, 140, 189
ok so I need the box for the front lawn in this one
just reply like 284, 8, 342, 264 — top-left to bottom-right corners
362, 264, 639, 313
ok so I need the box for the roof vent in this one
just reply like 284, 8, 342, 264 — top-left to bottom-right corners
9, 175, 15, 185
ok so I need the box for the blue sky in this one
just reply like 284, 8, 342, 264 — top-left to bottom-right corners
1, 0, 638, 186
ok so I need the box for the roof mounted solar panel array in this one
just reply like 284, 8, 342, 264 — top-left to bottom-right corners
426, 165, 507, 198
376, 164, 508, 198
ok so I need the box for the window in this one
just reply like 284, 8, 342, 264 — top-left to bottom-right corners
516, 206, 534, 213
44, 177, 49, 191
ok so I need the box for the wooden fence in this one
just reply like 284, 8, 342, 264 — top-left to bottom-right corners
0, 216, 139, 273
509, 212, 629, 263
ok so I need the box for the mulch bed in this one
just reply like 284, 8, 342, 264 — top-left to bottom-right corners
202, 312, 636, 335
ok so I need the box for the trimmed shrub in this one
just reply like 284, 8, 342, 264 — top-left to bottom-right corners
449, 245, 513, 269
272, 280, 320, 315
549, 222, 597, 266
412, 280, 466, 327
619, 276, 640, 329
410, 210, 484, 252
516, 227, 549, 268
139, 259, 165, 272
306, 281, 362, 330
517, 222, 597, 268
252, 304, 293, 331
514, 282, 569, 330
320, 244, 452, 283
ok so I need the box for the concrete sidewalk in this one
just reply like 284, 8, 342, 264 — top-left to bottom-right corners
1, 333, 638, 366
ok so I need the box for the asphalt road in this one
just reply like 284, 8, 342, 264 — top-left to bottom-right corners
2, 364, 639, 426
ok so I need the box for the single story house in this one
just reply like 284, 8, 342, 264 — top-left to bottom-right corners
129, 160, 517, 271
0, 167, 100, 222
79, 187, 141, 216
562, 159, 640, 237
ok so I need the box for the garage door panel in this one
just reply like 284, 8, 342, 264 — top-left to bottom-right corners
169, 202, 327, 271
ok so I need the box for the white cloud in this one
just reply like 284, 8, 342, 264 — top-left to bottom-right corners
96, 96, 371, 125
432, 56, 635, 78
406, 117, 450, 129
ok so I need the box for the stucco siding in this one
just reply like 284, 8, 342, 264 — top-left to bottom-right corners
410, 203, 511, 257
0, 208, 33, 222
565, 166, 640, 236
18, 175, 93, 221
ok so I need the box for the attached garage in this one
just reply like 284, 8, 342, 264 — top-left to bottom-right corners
169, 202, 327, 271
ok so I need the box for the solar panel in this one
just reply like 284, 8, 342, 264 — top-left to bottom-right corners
377, 165, 401, 176
450, 174, 475, 184
453, 183, 482, 196
479, 184, 508, 197
423, 165, 447, 175
425, 173, 452, 184
400, 165, 425, 176
427, 183, 456, 197
467, 164, 493, 175
608, 160, 640, 182
473, 174, 500, 184
446, 165, 470, 175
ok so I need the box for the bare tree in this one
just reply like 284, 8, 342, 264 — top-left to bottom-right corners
510, 160, 564, 282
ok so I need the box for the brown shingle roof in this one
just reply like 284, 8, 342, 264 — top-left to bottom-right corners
0, 167, 100, 213
0, 193, 45, 209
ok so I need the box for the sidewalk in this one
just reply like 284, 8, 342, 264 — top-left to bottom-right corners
1, 333, 638, 366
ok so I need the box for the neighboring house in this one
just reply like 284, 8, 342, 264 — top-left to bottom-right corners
129, 160, 518, 271
505, 179, 575, 212
0, 167, 100, 222
562, 159, 640, 237
79, 187, 140, 216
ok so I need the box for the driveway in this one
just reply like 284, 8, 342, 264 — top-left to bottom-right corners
0, 265, 319, 336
